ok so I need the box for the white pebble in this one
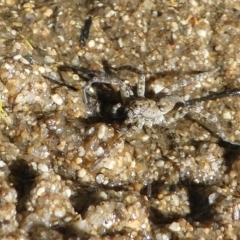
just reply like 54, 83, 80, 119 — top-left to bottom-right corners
11, 30, 17, 35
88, 40, 95, 48
171, 195, 180, 206
38, 163, 49, 172
78, 146, 85, 157
38, 66, 46, 74
65, 189, 72, 198
97, 124, 106, 139
95, 147, 104, 156
118, 38, 123, 48
96, 173, 105, 184
197, 29, 207, 37
150, 82, 165, 94
189, 0, 198, 6
44, 55, 55, 64
78, 168, 86, 178
104, 159, 116, 169
168, 222, 181, 232
208, 192, 220, 205
13, 54, 22, 60
223, 110, 232, 120
99, 38, 105, 44
0, 161, 6, 167
122, 15, 129, 22
36, 187, 45, 196
58, 35, 65, 42
20, 58, 30, 65
171, 22, 179, 32
5, 0, 16, 6
142, 134, 149, 142
105, 10, 116, 18
43, 8, 53, 17
54, 207, 66, 218
98, 191, 108, 200
51, 94, 64, 105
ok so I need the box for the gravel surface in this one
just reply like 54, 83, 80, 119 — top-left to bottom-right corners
1, 0, 240, 239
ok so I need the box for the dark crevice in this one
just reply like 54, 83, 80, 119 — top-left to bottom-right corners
70, 186, 102, 216
184, 183, 214, 223
9, 159, 37, 213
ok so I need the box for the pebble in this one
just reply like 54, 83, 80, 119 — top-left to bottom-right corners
88, 40, 95, 48
54, 207, 66, 218
51, 94, 64, 105
105, 10, 116, 18
168, 222, 181, 232
44, 55, 55, 64
38, 163, 49, 172
97, 124, 106, 139
197, 29, 207, 37
43, 8, 53, 17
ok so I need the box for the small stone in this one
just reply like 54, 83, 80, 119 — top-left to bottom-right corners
43, 8, 53, 17
5, 0, 16, 6
51, 94, 64, 105
54, 207, 66, 218
13, 55, 22, 60
118, 38, 123, 48
97, 124, 106, 139
197, 29, 207, 37
78, 168, 86, 178
38, 66, 46, 74
44, 55, 55, 64
122, 15, 129, 22
88, 40, 95, 48
96, 173, 105, 184
105, 10, 116, 18
95, 147, 104, 156
104, 159, 116, 169
168, 222, 181, 232
223, 110, 232, 120
142, 134, 149, 142
38, 163, 49, 172
0, 161, 6, 167
78, 146, 85, 157
36, 187, 45, 196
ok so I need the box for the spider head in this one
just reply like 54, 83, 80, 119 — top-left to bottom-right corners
125, 99, 147, 118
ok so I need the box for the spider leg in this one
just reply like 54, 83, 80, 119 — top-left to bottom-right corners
189, 105, 240, 146
137, 74, 146, 98
82, 73, 124, 104
158, 95, 185, 114
164, 105, 190, 126
120, 84, 133, 104
162, 67, 221, 94
82, 76, 100, 104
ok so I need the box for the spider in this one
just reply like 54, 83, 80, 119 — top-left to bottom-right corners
83, 66, 225, 134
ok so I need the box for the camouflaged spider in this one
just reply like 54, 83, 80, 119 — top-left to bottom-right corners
83, 67, 222, 133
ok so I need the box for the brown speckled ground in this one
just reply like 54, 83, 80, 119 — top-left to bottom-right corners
1, 0, 240, 239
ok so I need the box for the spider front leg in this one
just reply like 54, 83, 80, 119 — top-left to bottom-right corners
120, 82, 133, 104
82, 71, 124, 104
82, 76, 99, 104
120, 73, 145, 101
